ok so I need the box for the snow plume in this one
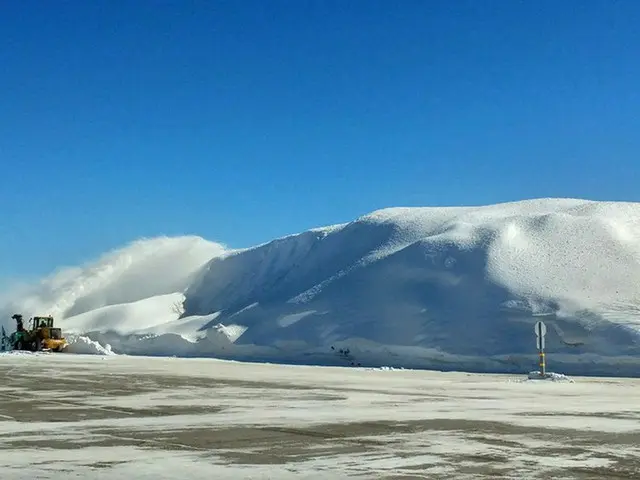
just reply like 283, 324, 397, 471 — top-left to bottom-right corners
0, 236, 227, 332
2, 198, 640, 377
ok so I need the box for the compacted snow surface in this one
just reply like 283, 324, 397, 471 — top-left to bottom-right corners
0, 353, 638, 479
2, 198, 640, 376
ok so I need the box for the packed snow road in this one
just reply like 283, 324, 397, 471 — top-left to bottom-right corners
0, 353, 639, 479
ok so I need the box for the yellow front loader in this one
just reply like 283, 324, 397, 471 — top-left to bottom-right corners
2, 314, 69, 352
31, 315, 69, 352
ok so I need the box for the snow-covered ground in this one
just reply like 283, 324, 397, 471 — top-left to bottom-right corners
0, 353, 638, 479
2, 198, 640, 376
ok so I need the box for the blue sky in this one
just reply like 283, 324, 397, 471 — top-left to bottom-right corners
1, 0, 639, 278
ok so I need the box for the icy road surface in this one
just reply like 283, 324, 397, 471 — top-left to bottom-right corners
0, 353, 639, 479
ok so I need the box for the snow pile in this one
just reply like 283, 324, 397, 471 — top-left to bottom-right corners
65, 334, 115, 356
61, 293, 187, 336
526, 371, 575, 382
2, 198, 640, 376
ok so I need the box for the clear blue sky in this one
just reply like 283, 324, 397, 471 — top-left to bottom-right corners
1, 0, 639, 279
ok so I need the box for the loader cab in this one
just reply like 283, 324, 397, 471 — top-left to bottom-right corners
31, 315, 55, 338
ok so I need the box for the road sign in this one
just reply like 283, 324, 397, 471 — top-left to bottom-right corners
535, 321, 547, 351
533, 321, 548, 376
534, 321, 547, 337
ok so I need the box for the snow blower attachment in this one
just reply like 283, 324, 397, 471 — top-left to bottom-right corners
1, 313, 68, 352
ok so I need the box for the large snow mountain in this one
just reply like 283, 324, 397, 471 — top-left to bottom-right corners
3, 198, 640, 376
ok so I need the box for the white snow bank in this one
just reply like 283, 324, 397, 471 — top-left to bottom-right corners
65, 335, 115, 356
525, 371, 575, 382
62, 293, 187, 336
2, 198, 640, 376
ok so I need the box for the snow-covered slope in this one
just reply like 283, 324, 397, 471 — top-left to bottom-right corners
3, 198, 640, 376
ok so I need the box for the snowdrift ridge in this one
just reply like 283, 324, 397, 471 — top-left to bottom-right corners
2, 198, 640, 376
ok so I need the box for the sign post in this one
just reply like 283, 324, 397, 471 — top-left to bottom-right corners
534, 321, 547, 376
